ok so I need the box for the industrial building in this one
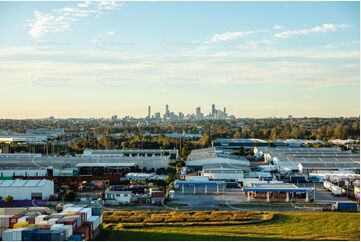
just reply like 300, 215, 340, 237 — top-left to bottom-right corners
0, 179, 54, 200
185, 147, 250, 169
0, 149, 175, 174
202, 163, 250, 181
83, 149, 178, 160
104, 186, 133, 204
0, 129, 64, 144
212, 138, 269, 150
253, 147, 360, 175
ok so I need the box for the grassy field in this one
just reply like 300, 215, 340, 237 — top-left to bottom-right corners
98, 211, 360, 241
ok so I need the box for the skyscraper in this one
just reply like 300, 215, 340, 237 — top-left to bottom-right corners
196, 107, 201, 116
147, 106, 151, 118
165, 104, 169, 116
211, 104, 215, 115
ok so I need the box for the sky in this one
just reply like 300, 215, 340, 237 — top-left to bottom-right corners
0, 1, 359, 119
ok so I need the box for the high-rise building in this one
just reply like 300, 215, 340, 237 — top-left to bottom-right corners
154, 112, 161, 119
211, 104, 215, 115
196, 107, 201, 116
165, 104, 169, 116
147, 106, 151, 118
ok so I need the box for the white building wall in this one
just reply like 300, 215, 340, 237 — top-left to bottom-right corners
202, 172, 244, 181
0, 169, 48, 177
0, 180, 54, 200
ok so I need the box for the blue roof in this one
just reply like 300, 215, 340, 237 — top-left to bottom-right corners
175, 181, 225, 186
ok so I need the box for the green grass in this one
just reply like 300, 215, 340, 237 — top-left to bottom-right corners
98, 211, 360, 241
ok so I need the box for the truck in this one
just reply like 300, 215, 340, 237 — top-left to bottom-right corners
331, 201, 358, 212
331, 185, 342, 196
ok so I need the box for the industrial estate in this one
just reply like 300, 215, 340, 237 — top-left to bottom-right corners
0, 0, 360, 241
0, 112, 359, 241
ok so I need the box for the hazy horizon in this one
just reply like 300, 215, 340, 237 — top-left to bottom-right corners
0, 1, 359, 119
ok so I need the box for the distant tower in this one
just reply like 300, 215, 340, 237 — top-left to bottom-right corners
148, 106, 151, 118
211, 104, 215, 115
165, 104, 169, 116
196, 107, 201, 116
223, 107, 226, 114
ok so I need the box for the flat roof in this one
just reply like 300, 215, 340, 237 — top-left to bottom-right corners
243, 183, 313, 192
299, 162, 360, 169
75, 162, 136, 167
214, 138, 268, 143
175, 180, 225, 186
0, 179, 51, 187
202, 162, 250, 170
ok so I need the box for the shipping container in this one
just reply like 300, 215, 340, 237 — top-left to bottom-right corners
9, 214, 23, 229
68, 234, 83, 241
31, 230, 66, 241
80, 207, 92, 220
91, 207, 101, 217
87, 216, 101, 231
0, 215, 12, 229
2, 228, 25, 241
51, 223, 73, 239
92, 227, 100, 240
35, 215, 48, 225
21, 228, 38, 241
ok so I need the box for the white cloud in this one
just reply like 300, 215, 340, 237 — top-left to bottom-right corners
106, 31, 115, 36
27, 0, 121, 38
274, 23, 349, 38
211, 29, 269, 42
272, 25, 284, 30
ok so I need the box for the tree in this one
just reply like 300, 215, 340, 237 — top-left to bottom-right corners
199, 133, 211, 147
3, 195, 13, 203
65, 191, 76, 202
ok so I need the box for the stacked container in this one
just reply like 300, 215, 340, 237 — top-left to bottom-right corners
2, 228, 26, 241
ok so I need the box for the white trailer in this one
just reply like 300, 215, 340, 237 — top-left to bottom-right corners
323, 181, 333, 191
331, 185, 342, 196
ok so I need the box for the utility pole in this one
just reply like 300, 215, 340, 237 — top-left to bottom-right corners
313, 183, 316, 204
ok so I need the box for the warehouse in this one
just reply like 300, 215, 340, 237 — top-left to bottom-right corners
0, 152, 173, 171
212, 138, 269, 150
202, 163, 250, 181
298, 162, 360, 175
75, 162, 135, 176
0, 179, 54, 200
253, 147, 359, 175
0, 167, 48, 177
83, 149, 179, 160
186, 147, 250, 169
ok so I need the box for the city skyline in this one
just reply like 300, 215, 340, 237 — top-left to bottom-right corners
0, 1, 359, 119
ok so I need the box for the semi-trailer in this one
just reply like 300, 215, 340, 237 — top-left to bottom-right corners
331, 185, 343, 196
323, 181, 333, 191
332, 201, 358, 212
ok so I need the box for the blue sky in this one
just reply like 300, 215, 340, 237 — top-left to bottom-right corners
0, 1, 359, 118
